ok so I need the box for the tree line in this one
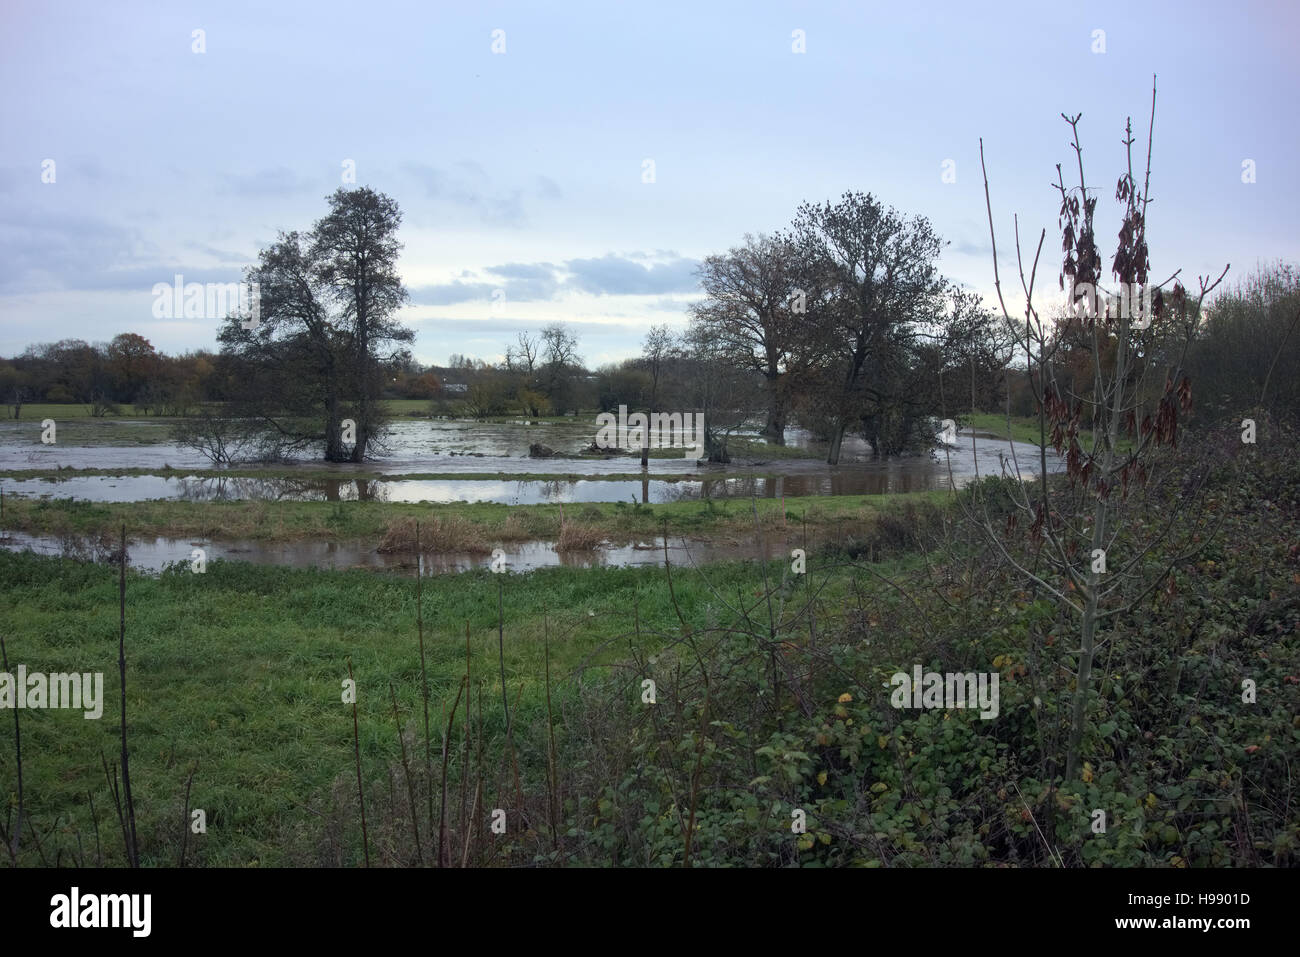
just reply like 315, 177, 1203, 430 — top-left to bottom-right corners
3, 185, 1295, 466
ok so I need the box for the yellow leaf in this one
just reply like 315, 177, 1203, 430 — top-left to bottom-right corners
1082, 762, 1094, 784
817, 771, 827, 786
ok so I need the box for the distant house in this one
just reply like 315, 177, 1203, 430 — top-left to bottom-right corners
442, 382, 468, 394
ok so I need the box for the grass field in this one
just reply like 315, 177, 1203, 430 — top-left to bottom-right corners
0, 547, 900, 866
0, 489, 949, 548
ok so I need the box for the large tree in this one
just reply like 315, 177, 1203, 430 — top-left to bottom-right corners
310, 187, 412, 459
217, 187, 411, 462
689, 233, 800, 444
787, 191, 948, 464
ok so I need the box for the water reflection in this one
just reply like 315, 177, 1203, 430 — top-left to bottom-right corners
0, 530, 789, 575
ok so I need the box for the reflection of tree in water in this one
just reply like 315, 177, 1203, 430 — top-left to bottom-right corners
174, 476, 388, 503
535, 480, 579, 504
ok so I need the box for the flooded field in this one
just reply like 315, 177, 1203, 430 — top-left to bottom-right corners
0, 418, 1058, 504
0, 529, 788, 574
0, 417, 1060, 573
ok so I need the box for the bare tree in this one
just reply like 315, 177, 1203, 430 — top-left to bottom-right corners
639, 324, 676, 466
505, 331, 541, 376
690, 234, 800, 444
974, 79, 1229, 784
540, 322, 582, 413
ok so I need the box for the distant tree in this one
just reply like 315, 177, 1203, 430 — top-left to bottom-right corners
540, 322, 583, 413
310, 187, 413, 459
505, 332, 541, 376
106, 333, 160, 404
1186, 262, 1300, 421
638, 324, 677, 465
0, 362, 29, 419
680, 325, 764, 463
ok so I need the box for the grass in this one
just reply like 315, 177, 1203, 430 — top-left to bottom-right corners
0, 489, 950, 549
964, 412, 1134, 453
0, 416, 178, 446
0, 546, 898, 866
2, 419, 1293, 868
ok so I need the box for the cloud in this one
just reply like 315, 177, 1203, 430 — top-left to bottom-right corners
409, 280, 499, 306
485, 261, 558, 280
402, 162, 527, 226
411, 253, 700, 304
219, 167, 314, 196
563, 253, 700, 296
535, 175, 562, 200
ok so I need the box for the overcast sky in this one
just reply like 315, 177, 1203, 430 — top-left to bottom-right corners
2, 0, 1297, 368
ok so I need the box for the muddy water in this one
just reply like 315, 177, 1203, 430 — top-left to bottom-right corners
0, 530, 788, 574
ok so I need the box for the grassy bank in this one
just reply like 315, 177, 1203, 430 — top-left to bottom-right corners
0, 490, 949, 550
964, 412, 1135, 453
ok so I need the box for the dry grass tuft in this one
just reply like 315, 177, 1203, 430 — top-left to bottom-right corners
378, 517, 493, 555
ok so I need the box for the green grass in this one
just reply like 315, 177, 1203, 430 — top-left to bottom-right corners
0, 489, 950, 547
0, 547, 887, 866
964, 412, 1134, 453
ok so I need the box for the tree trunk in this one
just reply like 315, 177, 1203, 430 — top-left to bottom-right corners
325, 392, 344, 462
826, 423, 845, 465
764, 375, 786, 445
1065, 499, 1106, 783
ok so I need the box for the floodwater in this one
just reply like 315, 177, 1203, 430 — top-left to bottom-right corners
0, 419, 1058, 504
0, 529, 789, 574
0, 418, 1059, 573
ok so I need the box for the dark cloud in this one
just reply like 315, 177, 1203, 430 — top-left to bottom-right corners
408, 280, 498, 306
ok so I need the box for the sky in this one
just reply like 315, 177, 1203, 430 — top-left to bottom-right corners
2, 0, 1297, 368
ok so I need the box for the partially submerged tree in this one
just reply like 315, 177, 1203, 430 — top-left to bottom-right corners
787, 191, 948, 464
216, 187, 412, 462
679, 323, 764, 463
311, 187, 413, 460
690, 234, 800, 444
